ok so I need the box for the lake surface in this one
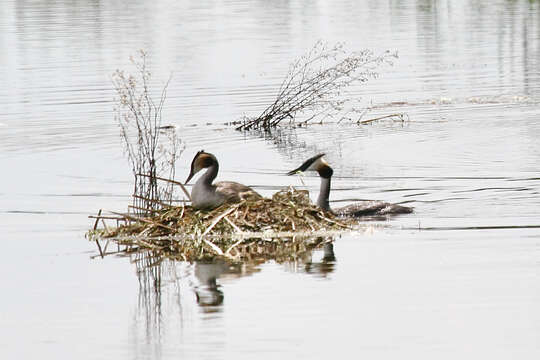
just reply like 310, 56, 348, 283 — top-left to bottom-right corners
1, 0, 540, 358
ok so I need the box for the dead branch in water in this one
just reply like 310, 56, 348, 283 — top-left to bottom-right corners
237, 41, 398, 131
357, 113, 408, 125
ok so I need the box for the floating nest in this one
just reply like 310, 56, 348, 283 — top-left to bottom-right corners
88, 188, 363, 261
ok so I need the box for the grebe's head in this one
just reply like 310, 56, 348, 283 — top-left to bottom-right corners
185, 150, 216, 184
287, 153, 333, 179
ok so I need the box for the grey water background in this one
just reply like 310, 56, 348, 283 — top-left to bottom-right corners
1, 0, 540, 358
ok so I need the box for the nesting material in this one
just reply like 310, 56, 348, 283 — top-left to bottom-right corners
88, 187, 361, 261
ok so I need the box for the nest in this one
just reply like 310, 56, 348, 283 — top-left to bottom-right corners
88, 188, 361, 261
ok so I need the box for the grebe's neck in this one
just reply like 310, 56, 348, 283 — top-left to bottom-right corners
317, 176, 331, 211
197, 161, 219, 187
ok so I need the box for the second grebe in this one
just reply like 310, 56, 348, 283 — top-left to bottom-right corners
185, 150, 262, 210
287, 154, 413, 217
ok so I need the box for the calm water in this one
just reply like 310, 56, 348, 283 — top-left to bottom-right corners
1, 0, 540, 358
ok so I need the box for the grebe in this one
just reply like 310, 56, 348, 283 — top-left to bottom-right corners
185, 150, 262, 210
287, 154, 413, 217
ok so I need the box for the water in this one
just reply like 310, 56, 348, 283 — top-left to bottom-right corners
1, 0, 540, 358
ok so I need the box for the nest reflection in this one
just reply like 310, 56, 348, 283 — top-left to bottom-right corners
132, 236, 335, 310
124, 237, 337, 346
122, 236, 339, 346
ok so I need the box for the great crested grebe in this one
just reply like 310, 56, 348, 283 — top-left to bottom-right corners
185, 150, 262, 210
287, 154, 413, 217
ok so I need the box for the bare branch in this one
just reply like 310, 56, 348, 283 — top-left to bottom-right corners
237, 42, 397, 130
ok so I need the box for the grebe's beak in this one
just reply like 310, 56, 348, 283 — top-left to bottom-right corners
286, 166, 304, 176
286, 153, 326, 175
184, 150, 206, 184
184, 170, 195, 184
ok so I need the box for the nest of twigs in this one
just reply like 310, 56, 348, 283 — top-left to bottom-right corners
88, 188, 360, 261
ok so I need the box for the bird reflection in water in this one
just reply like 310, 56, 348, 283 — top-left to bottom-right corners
282, 238, 337, 277
304, 242, 336, 276
193, 261, 228, 307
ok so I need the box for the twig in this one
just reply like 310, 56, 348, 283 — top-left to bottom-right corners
284, 216, 296, 231
95, 238, 104, 258
179, 202, 185, 219
110, 211, 176, 232
224, 216, 242, 233
202, 239, 224, 256
319, 214, 351, 229
101, 219, 110, 232
136, 238, 163, 250
89, 215, 126, 221
132, 194, 179, 208
93, 209, 102, 231
128, 204, 161, 213
137, 173, 191, 201
201, 205, 240, 237
225, 238, 246, 255
103, 240, 110, 254
358, 113, 405, 124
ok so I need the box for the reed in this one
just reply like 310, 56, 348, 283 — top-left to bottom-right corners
112, 50, 184, 215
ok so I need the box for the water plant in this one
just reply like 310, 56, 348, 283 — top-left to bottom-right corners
236, 41, 398, 130
112, 50, 184, 215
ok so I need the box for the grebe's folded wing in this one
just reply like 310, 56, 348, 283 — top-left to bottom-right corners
214, 181, 262, 203
335, 200, 413, 217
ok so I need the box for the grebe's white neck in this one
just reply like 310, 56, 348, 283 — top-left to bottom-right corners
316, 176, 332, 211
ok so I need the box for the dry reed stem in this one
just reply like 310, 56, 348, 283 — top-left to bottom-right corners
101, 219, 110, 232
89, 215, 126, 221
225, 238, 245, 256
137, 173, 191, 201
93, 209, 102, 231
201, 239, 225, 256
111, 211, 176, 232
132, 194, 176, 208
358, 113, 406, 125
201, 205, 241, 237
95, 238, 104, 258
318, 215, 351, 229
179, 202, 185, 219
129, 205, 160, 213
224, 216, 242, 233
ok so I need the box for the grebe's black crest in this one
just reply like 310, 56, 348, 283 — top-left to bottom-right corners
318, 165, 333, 179
286, 153, 326, 176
